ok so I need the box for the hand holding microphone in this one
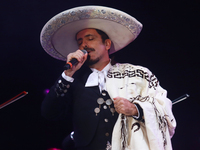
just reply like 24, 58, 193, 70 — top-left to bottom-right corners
64, 50, 88, 76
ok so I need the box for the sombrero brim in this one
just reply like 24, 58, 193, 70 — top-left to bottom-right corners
40, 5, 143, 61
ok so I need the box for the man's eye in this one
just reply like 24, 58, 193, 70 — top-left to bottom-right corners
88, 38, 94, 41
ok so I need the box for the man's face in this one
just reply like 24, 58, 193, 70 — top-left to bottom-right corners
76, 28, 110, 66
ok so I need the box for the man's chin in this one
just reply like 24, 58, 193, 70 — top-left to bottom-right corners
86, 57, 99, 66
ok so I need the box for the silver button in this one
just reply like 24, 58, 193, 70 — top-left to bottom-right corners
103, 105, 107, 109
97, 98, 104, 104
106, 99, 112, 105
110, 108, 115, 113
105, 133, 109, 136
104, 118, 108, 122
102, 92, 106, 96
94, 108, 100, 114
66, 84, 70, 88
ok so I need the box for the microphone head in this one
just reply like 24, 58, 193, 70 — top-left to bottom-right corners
81, 49, 87, 54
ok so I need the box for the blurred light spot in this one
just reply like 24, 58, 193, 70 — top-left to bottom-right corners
44, 89, 50, 95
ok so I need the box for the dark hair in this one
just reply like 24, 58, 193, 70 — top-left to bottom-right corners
95, 29, 110, 43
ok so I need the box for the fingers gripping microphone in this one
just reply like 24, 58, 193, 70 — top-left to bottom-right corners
64, 50, 87, 70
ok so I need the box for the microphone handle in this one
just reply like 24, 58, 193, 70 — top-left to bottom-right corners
64, 58, 78, 70
64, 50, 87, 70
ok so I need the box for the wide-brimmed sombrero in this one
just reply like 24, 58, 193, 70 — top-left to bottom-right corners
40, 5, 142, 61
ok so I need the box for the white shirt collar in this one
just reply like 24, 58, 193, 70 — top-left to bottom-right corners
85, 62, 111, 90
90, 62, 111, 75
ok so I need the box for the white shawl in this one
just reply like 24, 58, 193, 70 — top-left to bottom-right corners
106, 63, 176, 150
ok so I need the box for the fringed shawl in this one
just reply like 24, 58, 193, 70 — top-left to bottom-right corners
106, 63, 176, 150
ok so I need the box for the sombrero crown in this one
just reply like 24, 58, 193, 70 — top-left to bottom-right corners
40, 5, 142, 61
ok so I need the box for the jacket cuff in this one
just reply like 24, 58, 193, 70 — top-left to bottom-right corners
54, 76, 72, 97
132, 103, 144, 122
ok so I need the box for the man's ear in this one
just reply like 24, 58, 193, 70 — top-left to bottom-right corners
105, 39, 112, 51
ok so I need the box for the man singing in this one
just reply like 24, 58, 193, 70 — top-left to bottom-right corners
41, 6, 176, 150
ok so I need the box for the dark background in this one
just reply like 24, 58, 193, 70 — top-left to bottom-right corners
0, 0, 199, 150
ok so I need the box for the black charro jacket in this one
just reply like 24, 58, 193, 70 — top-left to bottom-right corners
41, 64, 118, 149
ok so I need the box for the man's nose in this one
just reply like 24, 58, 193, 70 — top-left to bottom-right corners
80, 40, 88, 49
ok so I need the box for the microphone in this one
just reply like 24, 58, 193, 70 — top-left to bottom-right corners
64, 50, 87, 70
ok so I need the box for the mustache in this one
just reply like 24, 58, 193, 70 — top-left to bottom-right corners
84, 47, 95, 52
